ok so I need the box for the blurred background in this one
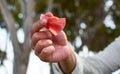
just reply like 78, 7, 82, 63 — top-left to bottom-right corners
0, 0, 120, 74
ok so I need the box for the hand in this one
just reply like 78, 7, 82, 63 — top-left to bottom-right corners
30, 19, 71, 62
30, 19, 76, 74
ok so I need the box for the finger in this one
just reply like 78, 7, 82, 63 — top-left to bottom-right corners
38, 45, 55, 62
31, 31, 52, 49
30, 19, 47, 36
52, 31, 67, 45
34, 39, 53, 56
43, 44, 70, 62
45, 12, 53, 17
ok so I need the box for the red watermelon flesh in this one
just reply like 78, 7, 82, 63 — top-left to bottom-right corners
40, 12, 66, 35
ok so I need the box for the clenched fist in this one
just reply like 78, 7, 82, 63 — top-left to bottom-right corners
30, 19, 71, 62
30, 13, 76, 74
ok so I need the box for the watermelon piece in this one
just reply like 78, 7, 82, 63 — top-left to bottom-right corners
40, 12, 66, 35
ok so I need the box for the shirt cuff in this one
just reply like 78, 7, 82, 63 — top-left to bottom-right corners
52, 52, 84, 74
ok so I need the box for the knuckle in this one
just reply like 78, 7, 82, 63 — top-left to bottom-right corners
42, 48, 48, 54
46, 31, 52, 38
37, 39, 52, 46
47, 40, 53, 44
32, 32, 39, 39
37, 40, 43, 46
44, 39, 52, 45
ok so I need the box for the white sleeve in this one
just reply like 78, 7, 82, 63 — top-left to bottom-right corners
52, 52, 84, 74
52, 36, 120, 74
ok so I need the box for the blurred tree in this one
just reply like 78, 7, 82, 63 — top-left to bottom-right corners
0, 0, 120, 74
0, 0, 34, 74
51, 0, 120, 52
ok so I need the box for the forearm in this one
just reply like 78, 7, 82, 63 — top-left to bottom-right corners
58, 49, 76, 74
52, 50, 84, 74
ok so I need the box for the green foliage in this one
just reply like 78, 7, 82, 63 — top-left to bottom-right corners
0, 0, 22, 27
0, 49, 6, 65
12, 1, 21, 25
35, 0, 48, 13
113, 0, 120, 25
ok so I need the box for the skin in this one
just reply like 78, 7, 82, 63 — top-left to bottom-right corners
30, 19, 76, 74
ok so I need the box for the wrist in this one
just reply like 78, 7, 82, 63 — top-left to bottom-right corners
58, 47, 76, 74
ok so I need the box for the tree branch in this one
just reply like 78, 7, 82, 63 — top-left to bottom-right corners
46, 0, 54, 12
80, 0, 116, 51
22, 0, 35, 57
88, 0, 116, 39
18, 0, 27, 24
0, 0, 21, 54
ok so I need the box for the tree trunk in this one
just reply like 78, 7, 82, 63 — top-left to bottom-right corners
0, 0, 34, 74
13, 54, 29, 74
